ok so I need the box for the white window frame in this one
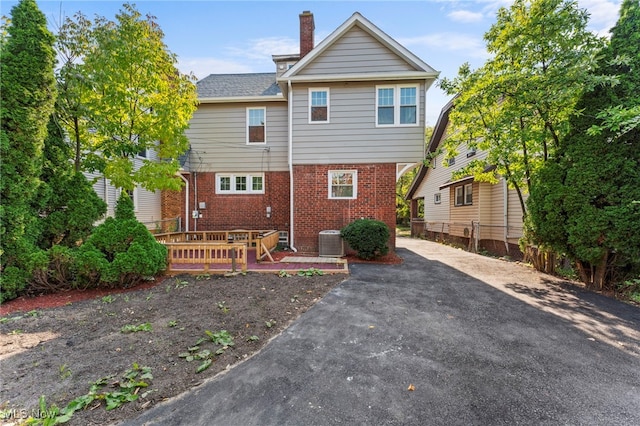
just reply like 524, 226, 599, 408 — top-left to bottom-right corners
454, 183, 473, 206
216, 173, 265, 194
309, 88, 329, 123
246, 107, 266, 144
328, 170, 357, 200
375, 84, 419, 127
434, 193, 441, 204
464, 183, 473, 205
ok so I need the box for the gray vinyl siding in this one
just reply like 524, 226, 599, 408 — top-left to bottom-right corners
186, 102, 289, 172
299, 26, 416, 75
291, 81, 425, 164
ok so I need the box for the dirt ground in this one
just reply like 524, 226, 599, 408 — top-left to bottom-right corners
0, 270, 348, 425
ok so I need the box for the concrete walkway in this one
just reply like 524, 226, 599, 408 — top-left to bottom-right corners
122, 238, 640, 426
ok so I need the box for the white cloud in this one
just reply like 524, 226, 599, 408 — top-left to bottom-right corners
579, 0, 621, 37
177, 58, 253, 81
448, 10, 484, 23
227, 37, 299, 61
400, 33, 489, 59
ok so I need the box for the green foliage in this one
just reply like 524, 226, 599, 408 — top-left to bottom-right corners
57, 4, 197, 192
526, 0, 640, 289
120, 322, 152, 333
0, 266, 29, 303
77, 218, 167, 288
115, 191, 136, 220
341, 219, 390, 260
0, 0, 57, 274
439, 0, 604, 221
35, 118, 106, 249
297, 268, 324, 277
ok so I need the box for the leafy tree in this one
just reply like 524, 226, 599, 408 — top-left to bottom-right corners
57, 3, 198, 191
0, 0, 56, 299
439, 0, 604, 220
527, 0, 640, 289
34, 117, 107, 249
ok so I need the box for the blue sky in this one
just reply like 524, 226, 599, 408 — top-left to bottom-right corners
1, 0, 622, 125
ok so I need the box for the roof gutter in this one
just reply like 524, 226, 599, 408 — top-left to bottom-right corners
198, 94, 284, 104
287, 79, 297, 252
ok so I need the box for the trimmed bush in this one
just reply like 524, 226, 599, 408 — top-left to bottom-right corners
341, 219, 390, 260
81, 217, 167, 288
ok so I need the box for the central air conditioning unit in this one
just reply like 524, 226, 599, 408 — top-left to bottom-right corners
318, 230, 344, 257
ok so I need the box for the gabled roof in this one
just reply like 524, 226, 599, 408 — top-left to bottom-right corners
281, 12, 439, 83
405, 97, 455, 200
196, 73, 283, 103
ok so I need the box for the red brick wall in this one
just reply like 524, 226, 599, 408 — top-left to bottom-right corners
161, 171, 290, 234
162, 165, 397, 254
292, 163, 397, 253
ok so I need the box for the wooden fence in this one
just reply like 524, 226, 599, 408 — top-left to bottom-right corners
165, 243, 247, 273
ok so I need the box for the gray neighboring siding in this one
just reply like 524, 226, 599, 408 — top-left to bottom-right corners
291, 81, 425, 164
298, 26, 416, 75
186, 102, 289, 172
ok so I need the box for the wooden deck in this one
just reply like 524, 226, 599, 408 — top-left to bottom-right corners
155, 230, 348, 275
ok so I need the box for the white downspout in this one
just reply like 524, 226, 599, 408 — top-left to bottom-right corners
288, 79, 297, 252
503, 178, 509, 253
178, 173, 189, 232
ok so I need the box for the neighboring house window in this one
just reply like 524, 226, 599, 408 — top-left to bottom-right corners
247, 107, 266, 144
434, 193, 441, 204
454, 183, 473, 206
447, 157, 456, 166
467, 148, 477, 158
376, 85, 418, 126
328, 170, 357, 199
137, 148, 147, 158
309, 88, 329, 123
216, 173, 265, 194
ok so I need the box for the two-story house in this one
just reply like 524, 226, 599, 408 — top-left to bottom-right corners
406, 99, 526, 259
162, 11, 439, 253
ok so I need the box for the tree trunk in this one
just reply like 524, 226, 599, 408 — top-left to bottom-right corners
575, 252, 609, 291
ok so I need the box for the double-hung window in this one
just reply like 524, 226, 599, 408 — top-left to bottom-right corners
309, 88, 329, 123
217, 173, 265, 194
376, 85, 418, 126
454, 183, 473, 206
328, 170, 357, 199
247, 107, 266, 144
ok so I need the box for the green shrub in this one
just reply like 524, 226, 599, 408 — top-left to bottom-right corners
28, 245, 78, 293
0, 266, 30, 303
115, 192, 136, 220
82, 218, 167, 288
341, 219, 390, 260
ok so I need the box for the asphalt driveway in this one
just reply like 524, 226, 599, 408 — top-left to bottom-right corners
123, 238, 640, 426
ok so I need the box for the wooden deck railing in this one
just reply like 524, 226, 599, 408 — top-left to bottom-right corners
154, 230, 280, 272
165, 243, 247, 273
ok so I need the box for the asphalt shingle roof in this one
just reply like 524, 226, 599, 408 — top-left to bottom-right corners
196, 73, 281, 98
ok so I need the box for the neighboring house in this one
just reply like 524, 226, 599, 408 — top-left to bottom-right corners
88, 148, 165, 231
162, 11, 439, 253
406, 99, 526, 259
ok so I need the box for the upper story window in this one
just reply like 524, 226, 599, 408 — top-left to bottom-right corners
309, 88, 329, 123
247, 107, 266, 144
376, 85, 418, 127
328, 170, 357, 199
454, 183, 473, 206
217, 173, 265, 194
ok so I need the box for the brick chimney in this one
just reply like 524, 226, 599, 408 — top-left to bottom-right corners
299, 11, 315, 58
